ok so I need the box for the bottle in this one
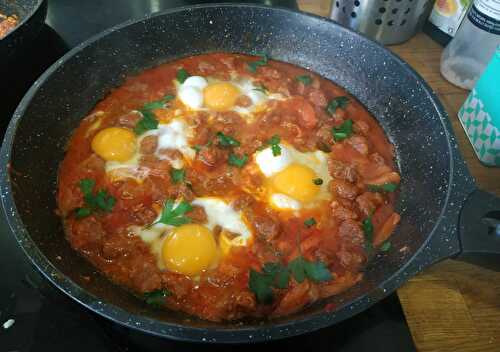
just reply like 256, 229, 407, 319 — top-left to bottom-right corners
440, 0, 500, 89
428, 0, 472, 42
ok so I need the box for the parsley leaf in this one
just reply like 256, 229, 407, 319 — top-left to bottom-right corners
380, 241, 392, 252
247, 54, 269, 73
267, 134, 281, 156
313, 178, 323, 185
135, 110, 159, 135
216, 131, 240, 148
332, 119, 353, 141
153, 199, 192, 227
326, 96, 350, 115
362, 216, 374, 252
249, 269, 274, 304
176, 68, 190, 83
303, 260, 332, 282
368, 183, 398, 193
76, 178, 116, 218
296, 75, 313, 85
170, 168, 185, 184
288, 256, 307, 283
228, 153, 248, 168
304, 218, 317, 228
75, 207, 92, 219
288, 256, 332, 283
249, 262, 289, 304
144, 289, 171, 306
263, 263, 290, 289
134, 95, 175, 135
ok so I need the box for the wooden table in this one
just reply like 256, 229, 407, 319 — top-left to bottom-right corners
298, 2, 500, 351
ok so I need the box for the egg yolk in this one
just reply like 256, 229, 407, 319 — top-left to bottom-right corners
91, 127, 137, 162
203, 82, 240, 111
162, 224, 217, 276
271, 163, 320, 202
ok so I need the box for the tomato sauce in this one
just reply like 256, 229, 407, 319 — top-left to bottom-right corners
57, 53, 400, 321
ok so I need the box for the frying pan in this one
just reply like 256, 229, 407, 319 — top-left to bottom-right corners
0, 0, 47, 63
1, 4, 499, 344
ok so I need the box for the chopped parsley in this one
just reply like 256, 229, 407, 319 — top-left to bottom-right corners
75, 179, 116, 219
326, 96, 350, 115
169, 168, 185, 184
380, 241, 392, 252
332, 119, 353, 141
176, 68, 190, 83
368, 183, 398, 193
216, 131, 240, 148
134, 95, 175, 135
362, 216, 374, 252
249, 262, 290, 304
134, 110, 159, 135
295, 75, 313, 85
247, 54, 269, 73
144, 289, 171, 307
288, 256, 332, 283
313, 178, 323, 185
151, 199, 192, 227
228, 153, 248, 168
304, 217, 317, 228
267, 135, 281, 156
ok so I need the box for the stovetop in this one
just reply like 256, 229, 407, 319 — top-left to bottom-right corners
0, 1, 416, 351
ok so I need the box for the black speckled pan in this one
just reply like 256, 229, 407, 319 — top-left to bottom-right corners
1, 3, 499, 344
0, 0, 47, 65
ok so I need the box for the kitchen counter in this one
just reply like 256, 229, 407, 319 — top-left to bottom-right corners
298, 1, 500, 351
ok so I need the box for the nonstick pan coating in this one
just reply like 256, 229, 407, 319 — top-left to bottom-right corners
0, 4, 471, 343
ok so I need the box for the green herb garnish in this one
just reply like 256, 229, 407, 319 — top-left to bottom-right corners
368, 183, 398, 193
216, 131, 241, 148
295, 75, 313, 85
144, 289, 171, 306
326, 96, 350, 115
134, 95, 174, 135
313, 178, 323, 185
75, 178, 116, 218
380, 241, 392, 252
288, 256, 332, 283
169, 168, 185, 184
152, 199, 192, 227
304, 218, 317, 228
176, 68, 190, 83
134, 110, 159, 135
247, 54, 269, 73
267, 135, 281, 156
248, 262, 289, 304
332, 119, 353, 141
362, 216, 374, 252
228, 153, 248, 168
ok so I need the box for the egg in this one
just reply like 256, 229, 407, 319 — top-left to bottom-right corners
131, 197, 253, 277
253, 143, 332, 210
176, 75, 285, 116
104, 118, 195, 181
162, 224, 218, 276
91, 127, 137, 162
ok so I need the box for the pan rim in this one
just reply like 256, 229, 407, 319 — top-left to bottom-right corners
0, 2, 455, 343
0, 0, 45, 41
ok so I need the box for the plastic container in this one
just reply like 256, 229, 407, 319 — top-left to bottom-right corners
440, 0, 500, 89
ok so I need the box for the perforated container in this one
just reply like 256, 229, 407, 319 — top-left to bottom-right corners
330, 0, 434, 45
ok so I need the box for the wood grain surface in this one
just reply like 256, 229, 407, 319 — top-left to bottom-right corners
298, 1, 500, 351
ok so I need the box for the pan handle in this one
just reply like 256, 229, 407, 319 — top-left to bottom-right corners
456, 189, 500, 268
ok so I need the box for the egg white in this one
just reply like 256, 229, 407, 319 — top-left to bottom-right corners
253, 144, 333, 210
